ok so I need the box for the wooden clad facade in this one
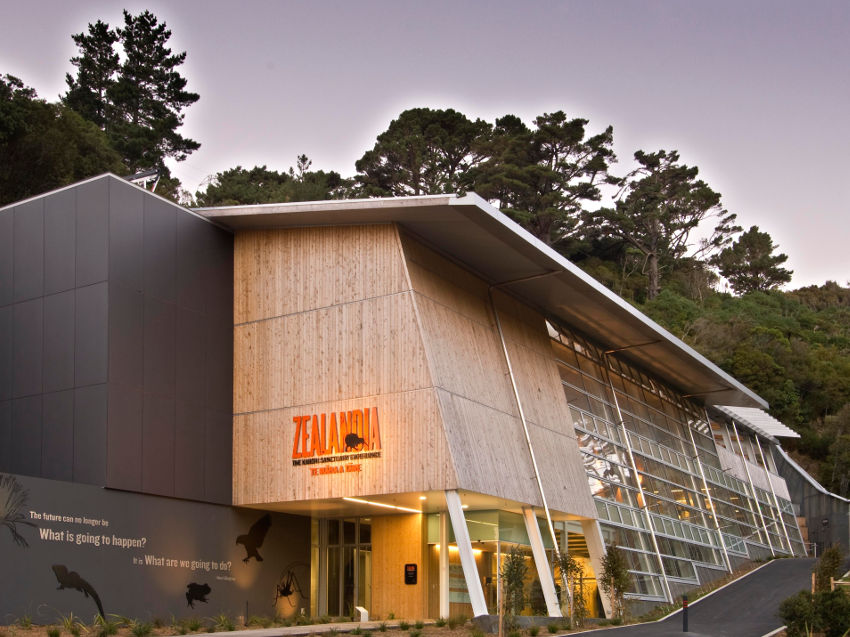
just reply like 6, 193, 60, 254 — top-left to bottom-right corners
233, 223, 595, 519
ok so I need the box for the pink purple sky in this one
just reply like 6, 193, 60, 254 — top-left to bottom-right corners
2, 1, 848, 288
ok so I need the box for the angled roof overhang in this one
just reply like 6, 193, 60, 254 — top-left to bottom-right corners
713, 405, 799, 443
196, 192, 767, 409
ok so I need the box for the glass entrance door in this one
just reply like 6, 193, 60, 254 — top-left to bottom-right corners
320, 518, 372, 617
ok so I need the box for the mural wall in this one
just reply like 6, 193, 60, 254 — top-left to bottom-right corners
0, 472, 310, 622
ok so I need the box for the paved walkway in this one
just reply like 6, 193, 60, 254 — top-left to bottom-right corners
576, 557, 816, 637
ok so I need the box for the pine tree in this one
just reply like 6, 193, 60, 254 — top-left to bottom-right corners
64, 10, 199, 173
63, 20, 119, 130
712, 225, 793, 294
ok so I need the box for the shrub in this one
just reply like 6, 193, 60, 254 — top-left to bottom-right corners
414, 621, 424, 630
399, 621, 410, 631
816, 544, 845, 592
528, 626, 540, 637
211, 614, 234, 632
447, 614, 466, 629
546, 623, 559, 634
130, 622, 153, 637
508, 631, 522, 637
779, 589, 850, 637
351, 629, 363, 636
378, 623, 387, 632
47, 629, 60, 637
94, 615, 120, 637
408, 631, 421, 637
435, 618, 446, 628
469, 629, 484, 637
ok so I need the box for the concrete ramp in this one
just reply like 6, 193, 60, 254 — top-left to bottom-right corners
579, 557, 816, 636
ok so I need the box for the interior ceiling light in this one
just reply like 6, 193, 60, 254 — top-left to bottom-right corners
343, 497, 421, 514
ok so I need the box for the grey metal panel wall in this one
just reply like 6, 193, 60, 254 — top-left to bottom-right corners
0, 175, 234, 504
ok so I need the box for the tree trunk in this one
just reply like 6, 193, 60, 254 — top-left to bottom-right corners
648, 252, 660, 300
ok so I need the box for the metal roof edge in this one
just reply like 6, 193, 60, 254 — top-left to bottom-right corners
775, 445, 850, 503
449, 193, 769, 410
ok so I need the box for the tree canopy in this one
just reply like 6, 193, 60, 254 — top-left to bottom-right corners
1, 74, 125, 206
712, 225, 793, 294
355, 107, 491, 197
195, 157, 349, 207
588, 149, 740, 300
64, 10, 200, 173
470, 111, 618, 247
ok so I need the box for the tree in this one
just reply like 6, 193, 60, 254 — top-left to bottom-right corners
64, 10, 199, 173
501, 545, 528, 617
355, 107, 491, 196
589, 149, 740, 300
1, 74, 125, 206
599, 545, 631, 619
63, 19, 119, 129
557, 552, 588, 627
471, 111, 618, 248
196, 158, 349, 207
712, 225, 793, 294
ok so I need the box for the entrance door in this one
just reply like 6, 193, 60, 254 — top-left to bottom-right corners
321, 518, 372, 617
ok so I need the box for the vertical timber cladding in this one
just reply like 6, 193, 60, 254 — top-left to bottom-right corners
400, 234, 597, 518
232, 225, 457, 505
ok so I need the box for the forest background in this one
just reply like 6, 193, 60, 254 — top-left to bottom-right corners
2, 10, 849, 495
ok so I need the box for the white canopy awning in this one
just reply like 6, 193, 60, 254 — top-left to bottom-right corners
714, 405, 799, 442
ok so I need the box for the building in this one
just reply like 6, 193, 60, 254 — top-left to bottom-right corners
0, 174, 806, 623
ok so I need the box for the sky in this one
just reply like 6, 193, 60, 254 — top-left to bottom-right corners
2, 0, 848, 289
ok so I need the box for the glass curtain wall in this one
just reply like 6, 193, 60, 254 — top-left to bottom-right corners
547, 322, 802, 600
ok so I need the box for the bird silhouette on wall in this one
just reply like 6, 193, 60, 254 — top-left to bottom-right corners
52, 565, 105, 618
236, 513, 271, 563
1, 473, 36, 548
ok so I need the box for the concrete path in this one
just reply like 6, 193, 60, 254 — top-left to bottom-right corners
576, 557, 816, 636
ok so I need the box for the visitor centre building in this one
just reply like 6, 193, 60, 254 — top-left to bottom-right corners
0, 174, 805, 623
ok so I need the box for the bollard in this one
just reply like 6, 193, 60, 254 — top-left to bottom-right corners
682, 594, 688, 632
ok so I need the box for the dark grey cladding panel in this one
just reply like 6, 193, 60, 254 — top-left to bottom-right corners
143, 296, 176, 398
75, 178, 109, 287
108, 179, 145, 290
205, 409, 232, 504
0, 400, 8, 471
0, 209, 12, 307
107, 282, 143, 387
143, 196, 176, 303
12, 298, 43, 398
176, 212, 208, 313
41, 390, 74, 481
13, 199, 44, 303
205, 322, 233, 413
142, 393, 174, 496
73, 383, 107, 485
0, 305, 10, 401
43, 291, 75, 393
106, 381, 142, 491
75, 283, 108, 387
175, 400, 205, 501
204, 226, 234, 321
44, 188, 77, 295
0, 473, 311, 620
176, 306, 205, 405
11, 395, 42, 476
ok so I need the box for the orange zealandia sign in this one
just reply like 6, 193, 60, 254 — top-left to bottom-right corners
291, 407, 382, 467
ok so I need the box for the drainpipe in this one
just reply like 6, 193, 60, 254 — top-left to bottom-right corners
487, 279, 567, 616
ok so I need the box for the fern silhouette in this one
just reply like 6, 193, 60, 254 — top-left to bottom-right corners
1, 473, 36, 548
